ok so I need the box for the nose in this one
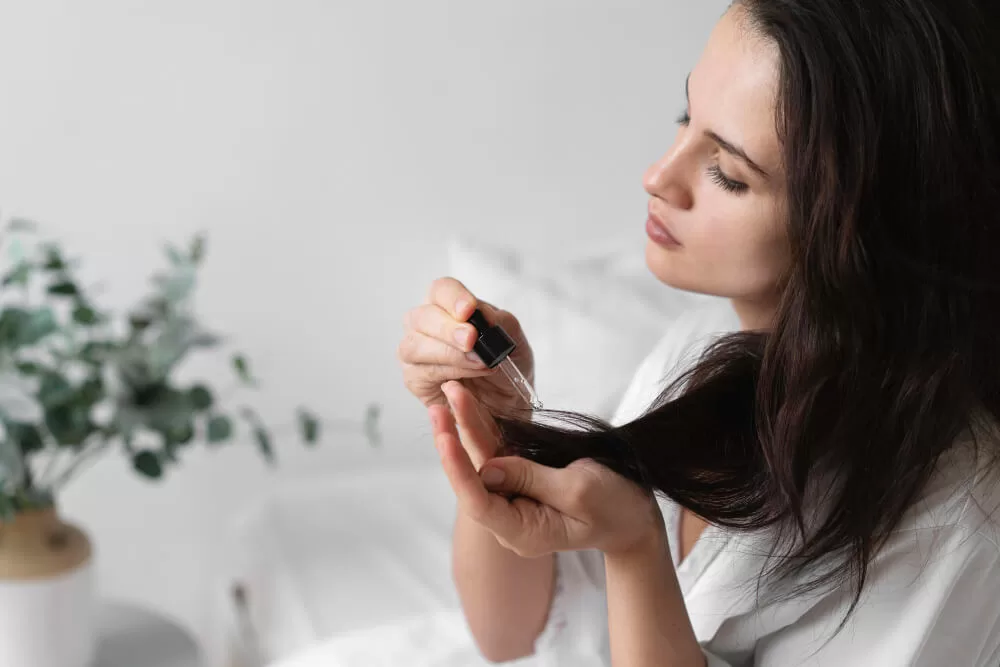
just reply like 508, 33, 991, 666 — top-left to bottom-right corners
643, 131, 695, 211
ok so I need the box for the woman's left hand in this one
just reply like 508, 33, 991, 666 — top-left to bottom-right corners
429, 380, 665, 558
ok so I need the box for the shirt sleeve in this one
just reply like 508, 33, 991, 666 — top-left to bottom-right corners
754, 524, 1000, 666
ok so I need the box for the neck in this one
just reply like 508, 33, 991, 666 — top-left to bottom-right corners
730, 296, 778, 332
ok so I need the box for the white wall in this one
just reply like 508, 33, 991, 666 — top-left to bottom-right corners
0, 0, 729, 660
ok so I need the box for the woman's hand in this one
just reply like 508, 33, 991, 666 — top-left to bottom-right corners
399, 278, 536, 449
429, 380, 665, 558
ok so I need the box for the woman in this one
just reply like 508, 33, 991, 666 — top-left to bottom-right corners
398, 0, 1000, 665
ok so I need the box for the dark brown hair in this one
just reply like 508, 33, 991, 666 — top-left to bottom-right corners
489, 0, 1000, 641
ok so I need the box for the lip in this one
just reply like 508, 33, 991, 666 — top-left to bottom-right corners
646, 209, 682, 248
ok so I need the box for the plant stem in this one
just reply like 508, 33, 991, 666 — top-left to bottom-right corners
50, 438, 112, 491
35, 421, 67, 489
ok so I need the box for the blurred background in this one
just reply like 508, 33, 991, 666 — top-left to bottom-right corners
0, 1, 729, 665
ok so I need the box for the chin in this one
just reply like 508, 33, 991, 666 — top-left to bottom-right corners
644, 241, 728, 298
645, 240, 691, 290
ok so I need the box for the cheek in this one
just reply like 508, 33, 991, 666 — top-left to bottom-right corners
654, 204, 788, 298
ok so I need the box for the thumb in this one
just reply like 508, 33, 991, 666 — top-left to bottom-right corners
479, 456, 565, 506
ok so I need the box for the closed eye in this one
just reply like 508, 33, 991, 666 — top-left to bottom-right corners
676, 109, 750, 195
707, 164, 749, 194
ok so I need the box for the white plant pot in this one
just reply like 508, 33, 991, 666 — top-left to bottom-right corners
0, 507, 96, 667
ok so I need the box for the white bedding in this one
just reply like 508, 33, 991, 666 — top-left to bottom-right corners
218, 460, 613, 667
213, 461, 469, 666
269, 609, 546, 667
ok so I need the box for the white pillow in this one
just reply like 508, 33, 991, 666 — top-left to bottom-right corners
445, 236, 712, 420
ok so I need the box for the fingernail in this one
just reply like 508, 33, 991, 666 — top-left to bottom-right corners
481, 467, 505, 485
456, 300, 470, 318
465, 351, 485, 367
454, 326, 472, 347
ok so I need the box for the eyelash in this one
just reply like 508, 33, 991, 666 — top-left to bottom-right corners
674, 109, 750, 195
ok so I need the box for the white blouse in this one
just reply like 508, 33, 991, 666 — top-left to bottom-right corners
530, 300, 1000, 667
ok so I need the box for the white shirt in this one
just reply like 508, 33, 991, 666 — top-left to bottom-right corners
531, 300, 1000, 667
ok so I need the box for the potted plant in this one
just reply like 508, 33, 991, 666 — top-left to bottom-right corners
0, 217, 380, 667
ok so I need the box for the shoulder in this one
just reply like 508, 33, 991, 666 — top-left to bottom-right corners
897, 414, 1000, 537
860, 415, 1000, 592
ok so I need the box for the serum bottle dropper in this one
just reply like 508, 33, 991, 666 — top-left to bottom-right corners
467, 308, 543, 410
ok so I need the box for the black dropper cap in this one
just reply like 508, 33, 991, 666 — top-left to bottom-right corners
468, 308, 516, 369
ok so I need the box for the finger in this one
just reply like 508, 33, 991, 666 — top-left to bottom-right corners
440, 380, 503, 451
405, 304, 479, 353
430, 405, 561, 555
477, 456, 575, 511
400, 360, 494, 393
440, 378, 503, 442
429, 404, 517, 525
422, 278, 511, 341
426, 277, 479, 321
397, 330, 489, 369
439, 379, 501, 467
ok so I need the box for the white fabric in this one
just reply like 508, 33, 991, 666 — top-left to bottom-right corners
212, 464, 466, 666
534, 300, 1000, 667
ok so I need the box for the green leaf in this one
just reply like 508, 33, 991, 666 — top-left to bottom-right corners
78, 376, 104, 405
80, 340, 117, 365
143, 387, 194, 433
165, 243, 185, 265
47, 280, 78, 296
190, 235, 206, 263
165, 421, 194, 446
206, 415, 232, 443
15, 361, 43, 375
297, 408, 320, 444
38, 371, 75, 407
0, 373, 42, 423
24, 308, 58, 345
132, 450, 163, 479
4, 422, 45, 455
232, 354, 253, 384
72, 304, 100, 326
131, 381, 169, 408
188, 385, 213, 411
2, 262, 32, 287
0, 307, 58, 348
253, 426, 274, 464
45, 403, 95, 446
128, 312, 153, 332
41, 245, 65, 270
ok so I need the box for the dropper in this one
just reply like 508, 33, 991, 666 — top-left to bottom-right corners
467, 308, 543, 410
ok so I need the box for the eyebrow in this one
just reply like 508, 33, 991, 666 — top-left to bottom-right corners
686, 74, 770, 180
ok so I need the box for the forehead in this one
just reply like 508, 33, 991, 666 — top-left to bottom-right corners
691, 8, 782, 176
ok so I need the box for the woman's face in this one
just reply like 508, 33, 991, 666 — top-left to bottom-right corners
643, 7, 789, 319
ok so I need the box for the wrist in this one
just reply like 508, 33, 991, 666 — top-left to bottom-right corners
605, 517, 669, 562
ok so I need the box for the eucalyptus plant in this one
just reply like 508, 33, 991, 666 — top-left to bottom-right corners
0, 217, 380, 518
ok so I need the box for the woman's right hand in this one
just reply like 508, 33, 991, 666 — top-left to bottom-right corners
399, 277, 535, 463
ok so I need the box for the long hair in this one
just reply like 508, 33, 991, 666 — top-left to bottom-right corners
489, 0, 1000, 638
